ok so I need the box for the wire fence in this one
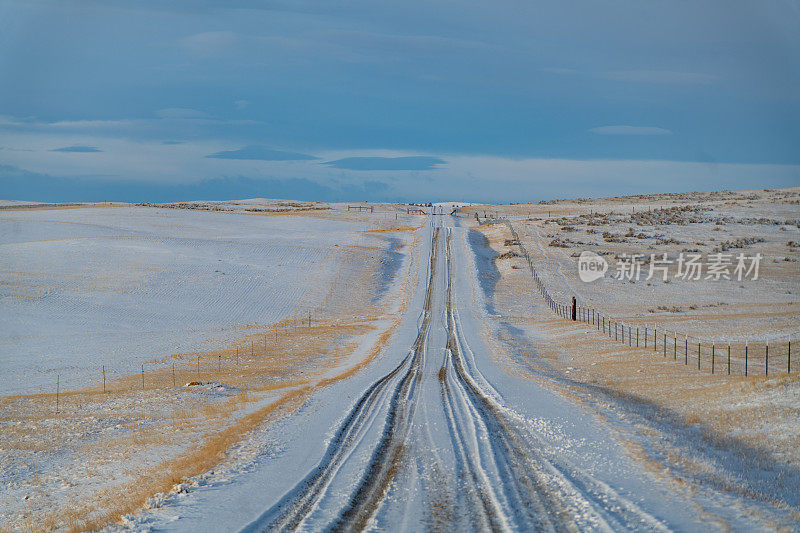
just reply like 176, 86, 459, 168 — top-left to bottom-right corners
502, 220, 797, 377
43, 316, 326, 414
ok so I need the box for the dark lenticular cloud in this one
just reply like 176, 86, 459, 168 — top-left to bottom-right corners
323, 156, 446, 171
206, 146, 317, 161
0, 164, 393, 203
51, 145, 103, 152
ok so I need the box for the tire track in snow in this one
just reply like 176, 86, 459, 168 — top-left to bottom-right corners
242, 228, 441, 532
328, 227, 439, 531
443, 227, 671, 532
443, 228, 573, 531
243, 221, 671, 532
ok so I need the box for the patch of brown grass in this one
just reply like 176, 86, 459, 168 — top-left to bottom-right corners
1, 207, 423, 532
361, 225, 423, 233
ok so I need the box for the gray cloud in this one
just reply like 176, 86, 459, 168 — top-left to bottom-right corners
206, 145, 317, 161
155, 108, 208, 119
51, 145, 103, 152
588, 125, 672, 136
0, 163, 392, 203
323, 156, 446, 170
179, 31, 240, 56
542, 67, 578, 75
604, 70, 717, 84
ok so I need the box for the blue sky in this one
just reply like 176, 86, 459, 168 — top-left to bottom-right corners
1, 0, 799, 203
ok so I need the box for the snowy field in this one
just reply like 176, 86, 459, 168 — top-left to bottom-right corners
1, 195, 798, 532
465, 189, 800, 529
0, 206, 363, 394
468, 188, 800, 342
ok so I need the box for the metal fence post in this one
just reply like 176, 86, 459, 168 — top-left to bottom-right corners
727, 343, 731, 375
711, 343, 715, 374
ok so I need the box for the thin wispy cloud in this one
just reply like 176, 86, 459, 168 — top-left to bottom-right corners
542, 67, 578, 75
206, 146, 317, 161
155, 108, 208, 119
51, 145, 103, 152
588, 125, 672, 136
323, 156, 446, 171
604, 70, 717, 84
1, 0, 798, 202
179, 31, 240, 56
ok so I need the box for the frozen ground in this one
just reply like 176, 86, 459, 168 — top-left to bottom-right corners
2, 194, 798, 532
1, 202, 419, 531
119, 209, 797, 532
466, 188, 800, 342
0, 206, 367, 394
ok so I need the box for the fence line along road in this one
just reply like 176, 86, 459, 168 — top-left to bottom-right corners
494, 219, 796, 377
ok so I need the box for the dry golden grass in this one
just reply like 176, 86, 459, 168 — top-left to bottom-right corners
0, 203, 117, 212
0, 218, 420, 532
474, 187, 800, 342
361, 224, 423, 233
476, 215, 800, 487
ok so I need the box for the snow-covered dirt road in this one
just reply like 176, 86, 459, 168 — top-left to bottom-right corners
137, 216, 788, 532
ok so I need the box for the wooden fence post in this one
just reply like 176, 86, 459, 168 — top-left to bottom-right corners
745, 342, 748, 376
765, 342, 769, 376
